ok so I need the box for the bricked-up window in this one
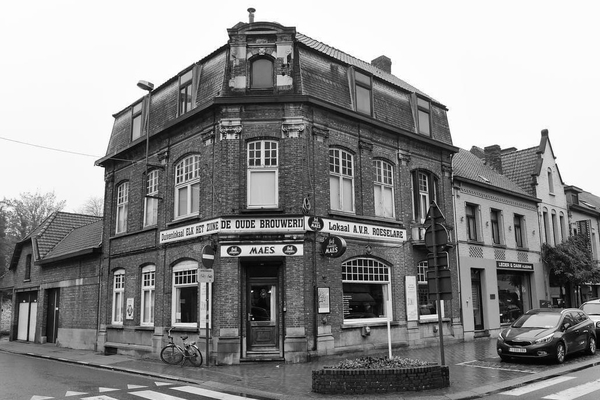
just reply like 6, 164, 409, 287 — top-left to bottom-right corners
251, 58, 274, 89
247, 140, 278, 208
112, 269, 125, 325
330, 149, 355, 213
547, 167, 555, 194
131, 101, 143, 141
354, 70, 372, 115
417, 260, 444, 321
116, 182, 129, 234
373, 160, 394, 218
466, 203, 479, 241
175, 155, 200, 219
25, 254, 32, 281
141, 265, 155, 326
178, 69, 193, 116
514, 214, 525, 248
342, 258, 390, 324
411, 170, 438, 223
491, 209, 502, 245
144, 170, 159, 227
172, 261, 198, 327
417, 97, 431, 136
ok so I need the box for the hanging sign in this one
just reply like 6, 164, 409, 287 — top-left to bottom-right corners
321, 236, 347, 258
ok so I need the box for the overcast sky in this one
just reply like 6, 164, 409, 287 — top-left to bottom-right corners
1, 0, 599, 212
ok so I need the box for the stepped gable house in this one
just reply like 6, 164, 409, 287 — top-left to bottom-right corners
95, 11, 461, 364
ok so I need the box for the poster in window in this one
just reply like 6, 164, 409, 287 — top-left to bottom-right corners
318, 287, 330, 314
126, 298, 134, 320
405, 276, 418, 321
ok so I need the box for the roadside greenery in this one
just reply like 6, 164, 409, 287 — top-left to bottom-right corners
324, 356, 431, 370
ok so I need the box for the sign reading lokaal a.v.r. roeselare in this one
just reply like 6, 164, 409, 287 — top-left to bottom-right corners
159, 216, 406, 245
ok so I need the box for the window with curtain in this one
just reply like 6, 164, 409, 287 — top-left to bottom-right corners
491, 209, 501, 245
466, 203, 478, 241
373, 160, 394, 218
247, 140, 278, 208
112, 269, 125, 325
141, 265, 155, 326
116, 182, 129, 234
330, 148, 354, 213
342, 258, 390, 324
174, 155, 200, 218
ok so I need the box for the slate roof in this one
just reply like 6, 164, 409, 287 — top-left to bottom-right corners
500, 147, 539, 197
295, 33, 437, 103
578, 190, 600, 212
453, 148, 537, 199
42, 219, 103, 263
11, 212, 102, 268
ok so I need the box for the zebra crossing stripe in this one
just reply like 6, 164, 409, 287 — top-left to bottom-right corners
130, 390, 186, 399
543, 379, 600, 400
172, 385, 257, 399
500, 376, 576, 396
80, 396, 119, 400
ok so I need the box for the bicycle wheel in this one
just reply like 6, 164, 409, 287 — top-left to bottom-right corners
187, 345, 203, 367
160, 345, 184, 365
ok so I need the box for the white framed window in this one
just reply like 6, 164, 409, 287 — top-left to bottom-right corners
342, 258, 390, 325
172, 261, 199, 327
330, 149, 355, 213
116, 182, 129, 234
112, 269, 125, 325
247, 140, 278, 208
141, 265, 155, 326
175, 155, 200, 218
144, 170, 159, 227
417, 260, 444, 321
373, 160, 395, 218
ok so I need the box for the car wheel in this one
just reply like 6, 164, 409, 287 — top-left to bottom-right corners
555, 342, 566, 364
586, 335, 597, 355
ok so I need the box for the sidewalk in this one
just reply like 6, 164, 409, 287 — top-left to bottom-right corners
1, 336, 599, 400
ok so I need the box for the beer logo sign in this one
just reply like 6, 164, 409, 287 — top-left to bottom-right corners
307, 216, 324, 232
321, 236, 347, 258
226, 246, 242, 256
282, 245, 298, 255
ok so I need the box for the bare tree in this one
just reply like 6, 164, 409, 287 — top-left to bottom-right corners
76, 196, 104, 217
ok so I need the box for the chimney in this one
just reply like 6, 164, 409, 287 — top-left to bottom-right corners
484, 145, 503, 174
247, 7, 256, 23
371, 55, 392, 74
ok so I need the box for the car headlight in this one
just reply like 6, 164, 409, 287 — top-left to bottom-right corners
534, 334, 554, 345
596, 321, 600, 329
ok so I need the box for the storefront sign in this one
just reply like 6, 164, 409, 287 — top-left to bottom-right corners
405, 276, 419, 321
496, 261, 534, 270
321, 236, 347, 258
160, 217, 305, 244
306, 216, 406, 243
220, 243, 304, 257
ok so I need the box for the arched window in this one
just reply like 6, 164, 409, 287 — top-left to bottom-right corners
174, 155, 200, 218
116, 182, 129, 234
112, 269, 125, 325
342, 258, 390, 324
141, 265, 155, 326
251, 58, 273, 89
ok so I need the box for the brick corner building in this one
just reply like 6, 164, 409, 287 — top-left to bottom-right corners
95, 12, 461, 364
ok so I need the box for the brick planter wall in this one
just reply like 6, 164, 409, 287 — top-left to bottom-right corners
312, 364, 450, 394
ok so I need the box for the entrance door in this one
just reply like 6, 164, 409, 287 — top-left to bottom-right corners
248, 278, 278, 351
46, 289, 60, 343
471, 270, 484, 331
17, 292, 37, 341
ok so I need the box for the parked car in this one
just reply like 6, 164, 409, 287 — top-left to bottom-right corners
496, 308, 596, 364
580, 299, 600, 336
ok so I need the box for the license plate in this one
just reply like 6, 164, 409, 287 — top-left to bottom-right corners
509, 347, 527, 353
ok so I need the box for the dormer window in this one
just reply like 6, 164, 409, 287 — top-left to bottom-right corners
417, 97, 431, 136
178, 69, 193, 115
131, 101, 143, 141
354, 70, 372, 115
251, 58, 274, 89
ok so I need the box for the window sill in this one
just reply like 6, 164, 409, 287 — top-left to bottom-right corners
418, 317, 450, 324
166, 215, 202, 228
467, 240, 484, 245
170, 326, 200, 333
341, 319, 396, 328
492, 244, 507, 249
516, 246, 530, 251
328, 210, 356, 218
135, 325, 154, 331
107, 324, 124, 330
240, 207, 284, 214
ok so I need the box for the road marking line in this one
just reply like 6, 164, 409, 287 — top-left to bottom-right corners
456, 360, 536, 373
543, 379, 600, 400
500, 376, 576, 396
155, 382, 173, 387
99, 387, 119, 392
80, 396, 119, 400
173, 385, 257, 399
130, 390, 186, 400
65, 391, 88, 397
128, 384, 148, 389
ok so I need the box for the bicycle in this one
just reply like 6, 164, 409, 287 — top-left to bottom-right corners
160, 327, 203, 367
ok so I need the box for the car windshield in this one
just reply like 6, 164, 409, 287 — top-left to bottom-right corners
582, 303, 600, 315
512, 312, 561, 328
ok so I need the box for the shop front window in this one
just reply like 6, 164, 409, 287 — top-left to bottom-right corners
498, 270, 531, 324
342, 258, 390, 324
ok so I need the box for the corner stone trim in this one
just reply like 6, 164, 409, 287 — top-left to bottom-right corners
219, 118, 242, 140
281, 118, 305, 138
